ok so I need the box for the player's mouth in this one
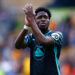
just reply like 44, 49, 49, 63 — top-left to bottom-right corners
40, 23, 46, 26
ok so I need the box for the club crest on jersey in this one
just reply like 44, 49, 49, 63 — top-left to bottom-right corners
51, 33, 60, 41
34, 46, 45, 61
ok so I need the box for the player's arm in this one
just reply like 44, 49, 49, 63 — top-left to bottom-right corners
24, 4, 54, 45
31, 20, 53, 45
30, 20, 63, 45
15, 26, 28, 49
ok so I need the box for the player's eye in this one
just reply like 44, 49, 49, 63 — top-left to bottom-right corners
37, 16, 42, 19
44, 16, 48, 19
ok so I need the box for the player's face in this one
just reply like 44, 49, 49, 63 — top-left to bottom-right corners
36, 11, 50, 30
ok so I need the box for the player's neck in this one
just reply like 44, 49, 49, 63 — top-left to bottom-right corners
41, 28, 49, 34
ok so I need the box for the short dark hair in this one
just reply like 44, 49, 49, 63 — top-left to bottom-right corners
35, 7, 51, 19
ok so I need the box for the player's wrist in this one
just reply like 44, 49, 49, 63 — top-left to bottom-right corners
24, 25, 30, 30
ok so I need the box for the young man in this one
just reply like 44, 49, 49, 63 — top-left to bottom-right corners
15, 4, 63, 75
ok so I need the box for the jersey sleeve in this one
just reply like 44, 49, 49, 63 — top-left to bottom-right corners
24, 34, 32, 47
50, 31, 63, 45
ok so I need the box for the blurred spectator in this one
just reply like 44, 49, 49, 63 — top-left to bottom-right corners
57, 12, 75, 48
0, 10, 13, 34
60, 46, 75, 75
49, 19, 56, 30
0, 8, 17, 48
68, 13, 75, 46
22, 48, 30, 75
72, 67, 75, 75
57, 16, 71, 48
0, 54, 5, 75
60, 63, 72, 75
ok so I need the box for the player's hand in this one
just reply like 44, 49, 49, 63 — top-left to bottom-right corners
23, 4, 35, 26
25, 15, 30, 27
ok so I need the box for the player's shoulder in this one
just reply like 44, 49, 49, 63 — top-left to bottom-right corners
50, 30, 63, 41
51, 30, 63, 37
45, 30, 63, 37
